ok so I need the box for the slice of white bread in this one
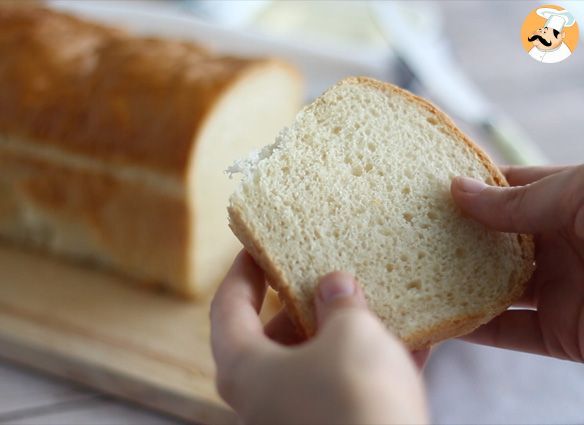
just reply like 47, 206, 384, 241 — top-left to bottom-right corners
228, 77, 534, 349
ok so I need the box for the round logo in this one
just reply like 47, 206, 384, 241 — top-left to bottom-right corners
520, 4, 579, 64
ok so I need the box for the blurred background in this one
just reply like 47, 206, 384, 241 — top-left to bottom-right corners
1, 1, 583, 424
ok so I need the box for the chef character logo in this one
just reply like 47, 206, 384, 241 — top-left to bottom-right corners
521, 5, 578, 64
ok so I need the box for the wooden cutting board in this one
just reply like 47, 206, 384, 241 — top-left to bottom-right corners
0, 243, 249, 424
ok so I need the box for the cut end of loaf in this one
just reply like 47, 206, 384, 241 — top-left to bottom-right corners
228, 77, 534, 349
187, 61, 302, 296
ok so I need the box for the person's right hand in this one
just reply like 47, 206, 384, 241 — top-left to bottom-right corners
451, 165, 584, 362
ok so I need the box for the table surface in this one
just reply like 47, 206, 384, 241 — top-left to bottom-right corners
1, 1, 583, 424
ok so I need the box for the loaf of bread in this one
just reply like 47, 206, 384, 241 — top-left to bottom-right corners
0, 5, 302, 297
228, 77, 534, 349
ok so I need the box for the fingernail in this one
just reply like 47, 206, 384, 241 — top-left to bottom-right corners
455, 176, 487, 194
318, 272, 356, 303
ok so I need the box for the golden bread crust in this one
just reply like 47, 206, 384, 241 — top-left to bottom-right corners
0, 5, 262, 178
0, 146, 192, 295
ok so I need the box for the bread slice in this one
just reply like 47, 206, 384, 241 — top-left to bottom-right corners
0, 5, 302, 297
227, 77, 534, 349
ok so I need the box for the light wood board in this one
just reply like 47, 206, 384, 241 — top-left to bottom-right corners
0, 243, 237, 424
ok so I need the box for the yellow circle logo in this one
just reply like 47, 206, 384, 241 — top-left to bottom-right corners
521, 4, 579, 63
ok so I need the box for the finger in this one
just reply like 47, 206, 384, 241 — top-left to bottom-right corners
451, 167, 580, 234
314, 272, 368, 330
264, 309, 305, 345
460, 310, 552, 357
411, 349, 430, 370
500, 165, 571, 186
512, 278, 537, 308
210, 250, 268, 371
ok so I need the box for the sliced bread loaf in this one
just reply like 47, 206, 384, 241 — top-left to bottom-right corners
0, 5, 302, 297
227, 77, 534, 349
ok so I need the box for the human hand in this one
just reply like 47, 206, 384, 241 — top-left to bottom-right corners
210, 251, 428, 425
451, 165, 584, 362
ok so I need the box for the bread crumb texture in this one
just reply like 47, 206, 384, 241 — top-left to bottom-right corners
228, 77, 533, 349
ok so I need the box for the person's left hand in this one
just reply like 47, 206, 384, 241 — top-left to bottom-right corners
210, 250, 428, 425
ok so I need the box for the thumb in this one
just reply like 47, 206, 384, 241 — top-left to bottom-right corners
314, 272, 368, 329
451, 168, 583, 235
